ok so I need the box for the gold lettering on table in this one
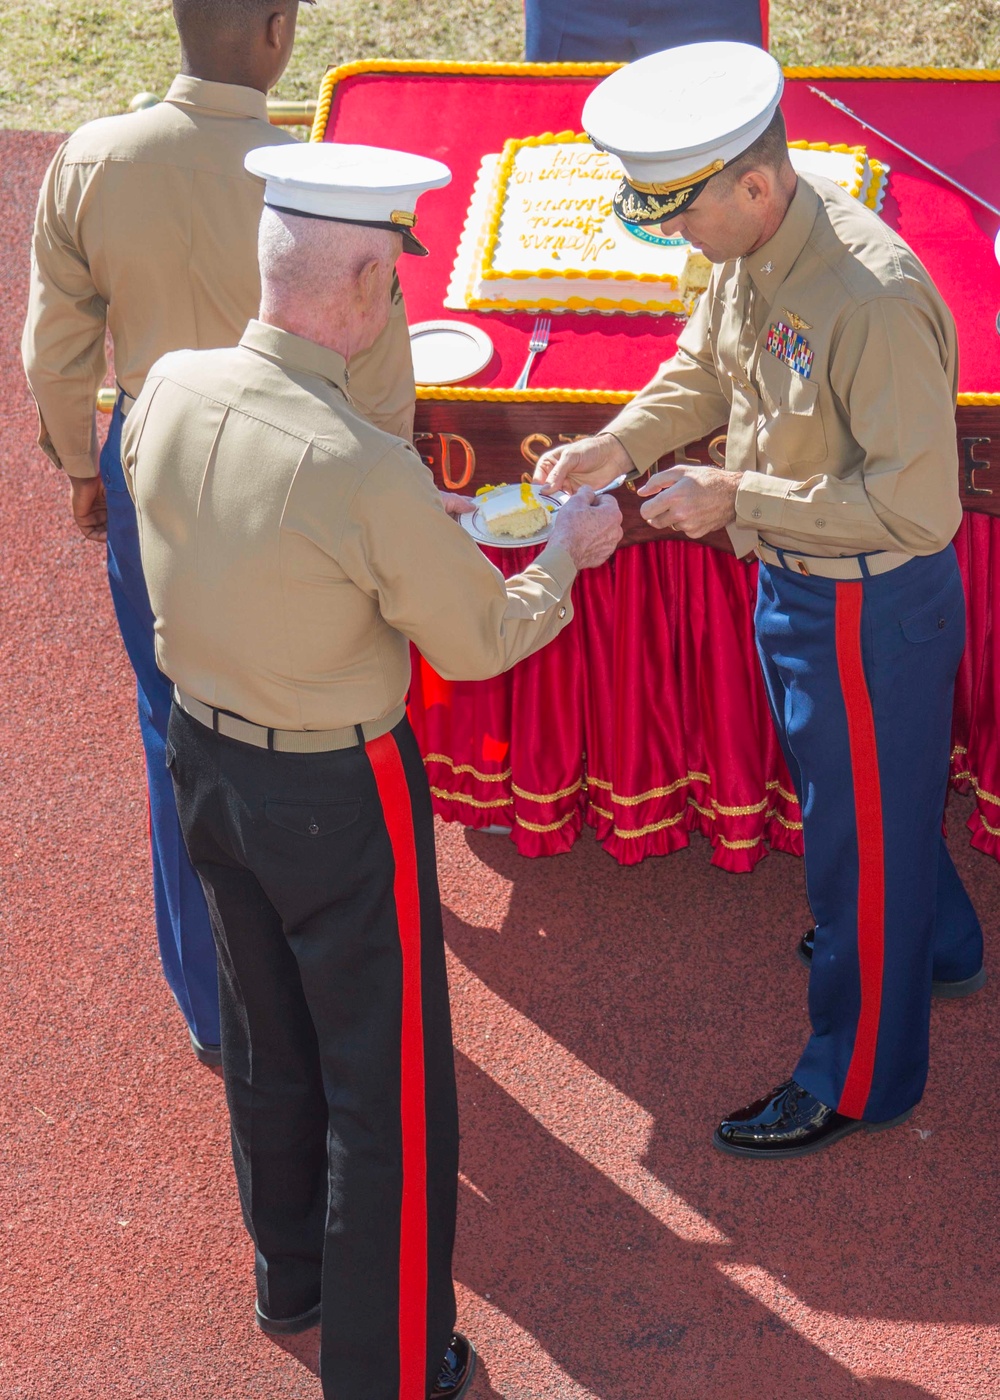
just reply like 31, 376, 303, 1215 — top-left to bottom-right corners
962, 436, 993, 497
520, 433, 553, 467
439, 433, 476, 491
413, 432, 436, 468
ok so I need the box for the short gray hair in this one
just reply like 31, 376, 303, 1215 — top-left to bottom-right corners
258, 206, 399, 305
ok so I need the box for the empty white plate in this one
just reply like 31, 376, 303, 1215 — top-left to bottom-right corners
409, 320, 494, 385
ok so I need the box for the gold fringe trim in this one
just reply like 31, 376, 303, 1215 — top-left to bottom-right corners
424, 752, 511, 783
429, 786, 509, 809
511, 778, 584, 803
951, 769, 1000, 809
517, 809, 580, 834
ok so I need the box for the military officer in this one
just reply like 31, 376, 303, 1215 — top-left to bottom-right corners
537, 42, 984, 1159
525, 0, 767, 60
21, 0, 415, 1068
122, 142, 622, 1396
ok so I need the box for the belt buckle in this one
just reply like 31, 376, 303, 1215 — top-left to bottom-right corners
795, 558, 810, 576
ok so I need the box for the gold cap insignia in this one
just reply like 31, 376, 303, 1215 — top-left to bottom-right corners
389, 209, 417, 228
786, 310, 812, 331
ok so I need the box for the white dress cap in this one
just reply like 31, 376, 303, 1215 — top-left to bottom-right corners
245, 142, 452, 255
583, 42, 783, 217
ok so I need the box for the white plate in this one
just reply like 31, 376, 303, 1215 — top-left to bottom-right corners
409, 320, 494, 385
460, 484, 562, 550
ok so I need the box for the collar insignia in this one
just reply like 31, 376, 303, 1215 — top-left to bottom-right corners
785, 310, 812, 331
760, 261, 774, 275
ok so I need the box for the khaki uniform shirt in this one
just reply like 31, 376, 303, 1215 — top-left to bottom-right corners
22, 75, 415, 479
121, 320, 577, 730
605, 173, 962, 557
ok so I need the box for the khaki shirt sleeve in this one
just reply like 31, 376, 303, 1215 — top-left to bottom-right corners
601, 282, 732, 472
21, 146, 107, 477
735, 296, 962, 555
331, 443, 578, 680
346, 275, 416, 442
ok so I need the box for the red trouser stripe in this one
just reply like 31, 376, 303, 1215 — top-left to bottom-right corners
834, 582, 886, 1119
366, 731, 427, 1400
760, 0, 769, 48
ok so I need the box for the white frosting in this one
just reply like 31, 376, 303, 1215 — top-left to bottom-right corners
446, 138, 890, 318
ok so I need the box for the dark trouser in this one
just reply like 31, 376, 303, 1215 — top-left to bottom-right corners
524, 0, 764, 60
100, 400, 220, 1045
166, 705, 458, 1400
755, 546, 983, 1122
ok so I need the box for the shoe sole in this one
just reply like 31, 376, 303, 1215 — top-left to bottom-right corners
712, 1107, 913, 1160
797, 947, 986, 1000
189, 1031, 223, 1068
255, 1301, 321, 1335
433, 1339, 477, 1400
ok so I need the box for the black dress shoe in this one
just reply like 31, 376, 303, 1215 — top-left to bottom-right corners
254, 1299, 321, 1335
714, 1078, 913, 1159
189, 1029, 223, 1068
430, 1332, 476, 1399
797, 927, 986, 1000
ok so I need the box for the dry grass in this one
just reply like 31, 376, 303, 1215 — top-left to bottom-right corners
1, 0, 999, 133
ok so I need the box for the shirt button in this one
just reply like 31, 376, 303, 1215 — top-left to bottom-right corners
938, 618, 946, 630
816, 518, 826, 528
558, 606, 567, 619
308, 820, 320, 835
751, 508, 762, 520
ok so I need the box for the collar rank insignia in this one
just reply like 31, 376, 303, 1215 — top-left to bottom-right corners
766, 321, 814, 379
760, 261, 774, 274
785, 310, 812, 331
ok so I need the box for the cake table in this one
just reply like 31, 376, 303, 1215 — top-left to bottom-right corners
313, 60, 1000, 871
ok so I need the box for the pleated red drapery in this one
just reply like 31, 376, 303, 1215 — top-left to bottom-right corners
409, 514, 1000, 874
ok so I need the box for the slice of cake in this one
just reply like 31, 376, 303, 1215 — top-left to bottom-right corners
478, 483, 549, 539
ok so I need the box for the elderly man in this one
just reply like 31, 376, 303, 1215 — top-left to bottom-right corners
21, 0, 415, 1068
538, 42, 984, 1159
123, 142, 621, 1398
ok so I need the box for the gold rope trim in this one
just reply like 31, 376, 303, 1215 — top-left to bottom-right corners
424, 752, 511, 783
511, 778, 584, 803
586, 771, 710, 801
429, 786, 510, 809
769, 810, 805, 831
413, 386, 1000, 405
715, 834, 764, 850
784, 65, 1000, 80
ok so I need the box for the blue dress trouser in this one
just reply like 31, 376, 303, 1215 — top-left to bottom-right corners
524, 0, 764, 60
99, 400, 221, 1046
755, 546, 982, 1122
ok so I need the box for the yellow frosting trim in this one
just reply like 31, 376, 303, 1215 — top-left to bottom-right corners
787, 139, 869, 199
477, 131, 682, 292
465, 294, 686, 312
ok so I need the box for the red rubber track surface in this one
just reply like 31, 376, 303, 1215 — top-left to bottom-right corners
2, 130, 999, 1400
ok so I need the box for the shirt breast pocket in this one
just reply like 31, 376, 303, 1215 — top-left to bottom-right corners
756, 353, 827, 467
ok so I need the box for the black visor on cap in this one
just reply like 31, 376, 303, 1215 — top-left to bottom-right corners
612, 174, 715, 227
266, 204, 429, 256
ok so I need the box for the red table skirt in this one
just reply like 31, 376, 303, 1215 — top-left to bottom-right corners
408, 512, 1000, 872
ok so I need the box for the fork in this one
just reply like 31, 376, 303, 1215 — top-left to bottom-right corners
513, 316, 551, 390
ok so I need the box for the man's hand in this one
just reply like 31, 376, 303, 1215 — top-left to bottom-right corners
637, 464, 743, 537
440, 491, 476, 518
533, 432, 633, 493
549, 486, 623, 569
69, 474, 107, 542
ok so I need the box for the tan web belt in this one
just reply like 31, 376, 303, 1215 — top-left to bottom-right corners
173, 687, 405, 753
755, 540, 912, 580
